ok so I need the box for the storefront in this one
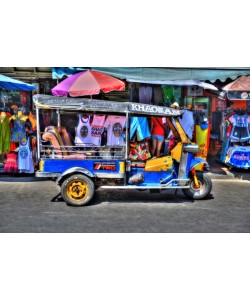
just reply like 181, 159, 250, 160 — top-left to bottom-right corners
2, 68, 250, 175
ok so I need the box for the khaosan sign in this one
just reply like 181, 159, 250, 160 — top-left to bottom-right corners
227, 91, 250, 100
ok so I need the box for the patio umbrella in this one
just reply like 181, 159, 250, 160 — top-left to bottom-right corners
222, 76, 250, 91
0, 74, 36, 91
222, 76, 250, 100
51, 70, 125, 97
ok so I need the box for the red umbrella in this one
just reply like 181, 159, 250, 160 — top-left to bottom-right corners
51, 70, 125, 97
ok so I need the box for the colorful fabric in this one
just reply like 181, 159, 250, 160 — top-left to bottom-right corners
194, 125, 210, 159
229, 114, 250, 141
162, 86, 182, 106
28, 112, 37, 130
129, 141, 151, 161
130, 117, 151, 141
4, 151, 18, 173
10, 114, 27, 142
104, 115, 126, 146
226, 145, 250, 168
0, 113, 11, 154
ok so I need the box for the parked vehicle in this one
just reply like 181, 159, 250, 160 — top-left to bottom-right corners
34, 94, 212, 206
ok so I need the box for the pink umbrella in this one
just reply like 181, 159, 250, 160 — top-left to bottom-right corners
51, 70, 125, 97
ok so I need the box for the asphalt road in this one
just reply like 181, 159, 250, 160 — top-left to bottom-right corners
0, 177, 250, 232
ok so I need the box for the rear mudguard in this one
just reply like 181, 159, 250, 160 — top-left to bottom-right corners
189, 157, 210, 172
56, 167, 95, 185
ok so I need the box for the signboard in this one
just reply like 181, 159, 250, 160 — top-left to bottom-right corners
33, 94, 184, 116
227, 91, 250, 100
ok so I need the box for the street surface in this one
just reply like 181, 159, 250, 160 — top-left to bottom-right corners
0, 177, 250, 232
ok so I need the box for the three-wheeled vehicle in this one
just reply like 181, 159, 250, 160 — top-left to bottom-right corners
33, 94, 212, 206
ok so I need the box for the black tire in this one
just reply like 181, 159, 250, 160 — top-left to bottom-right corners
61, 174, 95, 206
182, 171, 212, 200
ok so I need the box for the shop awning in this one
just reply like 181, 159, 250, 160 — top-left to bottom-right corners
0, 74, 36, 91
126, 79, 218, 90
52, 67, 250, 83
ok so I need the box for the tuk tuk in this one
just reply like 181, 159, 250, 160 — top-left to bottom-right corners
33, 94, 212, 206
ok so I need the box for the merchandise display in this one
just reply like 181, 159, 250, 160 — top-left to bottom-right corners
219, 109, 250, 168
104, 115, 126, 146
75, 114, 92, 145
9, 110, 29, 142
18, 137, 34, 173
0, 107, 37, 174
0, 111, 11, 154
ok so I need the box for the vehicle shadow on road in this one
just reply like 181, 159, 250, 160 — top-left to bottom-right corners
91, 190, 215, 206
50, 191, 214, 206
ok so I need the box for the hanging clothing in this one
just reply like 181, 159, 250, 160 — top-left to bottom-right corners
0, 113, 11, 154
18, 138, 34, 173
90, 115, 106, 146
179, 110, 195, 140
162, 86, 182, 106
152, 86, 163, 106
75, 114, 92, 145
10, 113, 28, 142
129, 84, 139, 102
130, 117, 151, 141
194, 125, 210, 160
229, 114, 250, 141
4, 151, 18, 173
139, 86, 152, 104
104, 115, 126, 146
28, 112, 37, 130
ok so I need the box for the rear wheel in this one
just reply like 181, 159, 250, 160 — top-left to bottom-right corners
61, 174, 95, 206
182, 171, 212, 200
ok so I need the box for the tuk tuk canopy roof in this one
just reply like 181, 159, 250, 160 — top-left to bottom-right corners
33, 94, 184, 117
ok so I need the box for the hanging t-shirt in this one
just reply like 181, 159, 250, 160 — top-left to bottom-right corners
104, 115, 126, 146
90, 115, 106, 146
18, 138, 34, 173
179, 110, 195, 140
75, 114, 92, 145
139, 86, 153, 104
130, 117, 151, 141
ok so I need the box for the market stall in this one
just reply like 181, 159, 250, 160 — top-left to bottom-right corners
0, 74, 36, 174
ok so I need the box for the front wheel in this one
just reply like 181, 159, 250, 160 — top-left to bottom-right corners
182, 171, 212, 200
61, 174, 95, 206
